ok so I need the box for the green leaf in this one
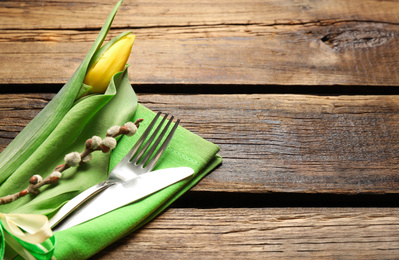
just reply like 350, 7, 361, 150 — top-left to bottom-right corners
76, 83, 92, 99
0, 68, 137, 215
0, 0, 125, 185
0, 0, 139, 215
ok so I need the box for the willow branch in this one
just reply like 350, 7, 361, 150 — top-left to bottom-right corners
0, 119, 143, 205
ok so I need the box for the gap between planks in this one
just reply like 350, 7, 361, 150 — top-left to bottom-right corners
2, 84, 399, 95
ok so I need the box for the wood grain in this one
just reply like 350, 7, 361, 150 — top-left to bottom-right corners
2, 1, 398, 259
2, 0, 399, 30
140, 94, 399, 194
0, 0, 398, 86
0, 94, 53, 148
2, 93, 399, 195
93, 207, 399, 259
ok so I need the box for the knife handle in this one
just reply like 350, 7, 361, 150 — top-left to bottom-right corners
48, 182, 111, 229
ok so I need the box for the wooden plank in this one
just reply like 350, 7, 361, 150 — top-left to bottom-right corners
1, 93, 399, 195
2, 0, 399, 30
0, 0, 398, 86
0, 94, 53, 149
139, 94, 399, 194
94, 207, 399, 259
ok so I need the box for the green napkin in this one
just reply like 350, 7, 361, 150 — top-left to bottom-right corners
53, 104, 222, 259
0, 1, 222, 257
0, 0, 134, 217
0, 69, 137, 216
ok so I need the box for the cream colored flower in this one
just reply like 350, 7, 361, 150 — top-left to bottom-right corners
33, 174, 43, 183
81, 154, 93, 163
102, 137, 117, 150
50, 171, 62, 178
91, 136, 103, 149
107, 125, 121, 136
64, 152, 81, 167
124, 122, 137, 136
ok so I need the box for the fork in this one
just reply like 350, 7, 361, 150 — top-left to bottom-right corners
49, 112, 180, 228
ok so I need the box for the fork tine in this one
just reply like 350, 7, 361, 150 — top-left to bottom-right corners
131, 114, 169, 164
144, 118, 180, 171
119, 112, 161, 163
137, 115, 174, 167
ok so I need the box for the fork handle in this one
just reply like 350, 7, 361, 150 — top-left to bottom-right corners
48, 182, 111, 229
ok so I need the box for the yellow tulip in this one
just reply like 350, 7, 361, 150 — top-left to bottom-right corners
84, 34, 135, 93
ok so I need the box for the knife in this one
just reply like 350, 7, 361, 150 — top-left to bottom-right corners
50, 166, 194, 232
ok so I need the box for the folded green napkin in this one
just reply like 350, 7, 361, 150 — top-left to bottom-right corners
53, 104, 222, 259
0, 69, 137, 217
0, 0, 134, 218
0, 1, 221, 257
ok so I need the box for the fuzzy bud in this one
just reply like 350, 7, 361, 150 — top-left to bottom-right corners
49, 171, 62, 183
81, 154, 92, 163
107, 125, 120, 136
29, 175, 42, 185
102, 137, 117, 150
50, 171, 62, 179
64, 152, 81, 167
91, 136, 102, 150
85, 139, 92, 149
120, 122, 137, 136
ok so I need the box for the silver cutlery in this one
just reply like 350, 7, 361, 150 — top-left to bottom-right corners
52, 166, 193, 231
49, 112, 193, 231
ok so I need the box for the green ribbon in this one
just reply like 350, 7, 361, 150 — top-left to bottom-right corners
0, 213, 55, 260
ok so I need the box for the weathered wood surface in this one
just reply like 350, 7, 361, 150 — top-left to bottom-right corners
1, 1, 399, 258
94, 207, 399, 259
0, 0, 399, 86
2, 93, 399, 195
3, 0, 399, 30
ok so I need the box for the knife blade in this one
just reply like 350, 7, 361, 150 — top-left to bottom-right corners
51, 166, 194, 232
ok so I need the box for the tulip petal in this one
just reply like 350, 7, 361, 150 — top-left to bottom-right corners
84, 33, 135, 93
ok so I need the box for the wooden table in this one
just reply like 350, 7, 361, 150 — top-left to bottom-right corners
1, 0, 399, 258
